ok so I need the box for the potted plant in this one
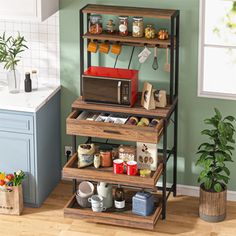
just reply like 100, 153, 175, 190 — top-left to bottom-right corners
0, 33, 28, 93
196, 108, 236, 222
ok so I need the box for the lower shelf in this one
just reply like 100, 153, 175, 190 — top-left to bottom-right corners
64, 191, 162, 230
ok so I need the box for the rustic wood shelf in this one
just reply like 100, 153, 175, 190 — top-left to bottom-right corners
66, 109, 164, 144
72, 94, 177, 119
83, 32, 175, 48
64, 3, 180, 230
64, 191, 162, 230
62, 153, 163, 189
82, 4, 178, 19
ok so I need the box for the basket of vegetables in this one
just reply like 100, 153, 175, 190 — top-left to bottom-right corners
0, 170, 25, 215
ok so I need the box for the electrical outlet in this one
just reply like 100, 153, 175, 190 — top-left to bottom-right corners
64, 146, 73, 157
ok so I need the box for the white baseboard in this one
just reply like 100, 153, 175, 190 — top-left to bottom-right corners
177, 184, 236, 202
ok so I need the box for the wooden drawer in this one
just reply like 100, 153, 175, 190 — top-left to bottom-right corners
0, 111, 33, 134
66, 110, 163, 144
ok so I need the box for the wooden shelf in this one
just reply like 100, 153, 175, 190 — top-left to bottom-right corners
72, 94, 177, 119
82, 4, 178, 19
83, 32, 175, 48
64, 191, 162, 230
62, 153, 163, 190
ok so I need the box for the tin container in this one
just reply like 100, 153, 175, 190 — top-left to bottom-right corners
132, 191, 154, 216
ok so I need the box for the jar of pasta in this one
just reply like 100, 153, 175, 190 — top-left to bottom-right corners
145, 24, 156, 39
89, 15, 103, 34
119, 16, 129, 36
132, 17, 144, 38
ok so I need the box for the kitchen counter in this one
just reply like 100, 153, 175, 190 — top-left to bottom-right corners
0, 85, 61, 112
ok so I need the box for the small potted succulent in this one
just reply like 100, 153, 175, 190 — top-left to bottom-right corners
0, 33, 28, 93
196, 108, 235, 222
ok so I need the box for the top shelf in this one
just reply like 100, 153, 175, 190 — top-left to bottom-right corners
82, 4, 179, 19
72, 94, 177, 119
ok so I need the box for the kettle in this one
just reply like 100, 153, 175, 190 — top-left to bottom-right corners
97, 182, 113, 209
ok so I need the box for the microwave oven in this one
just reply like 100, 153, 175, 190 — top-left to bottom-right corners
82, 66, 138, 107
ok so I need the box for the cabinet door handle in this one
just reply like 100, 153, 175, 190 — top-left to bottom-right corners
103, 130, 121, 135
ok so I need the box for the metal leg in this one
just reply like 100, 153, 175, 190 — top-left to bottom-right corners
169, 16, 175, 104
173, 104, 178, 197
79, 9, 84, 96
72, 135, 76, 154
73, 179, 77, 194
162, 119, 167, 220
87, 13, 91, 68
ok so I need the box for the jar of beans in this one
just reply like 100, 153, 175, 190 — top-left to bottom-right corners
132, 17, 144, 38
119, 16, 129, 36
89, 15, 103, 34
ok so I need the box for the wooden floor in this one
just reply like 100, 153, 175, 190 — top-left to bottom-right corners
1, 182, 236, 236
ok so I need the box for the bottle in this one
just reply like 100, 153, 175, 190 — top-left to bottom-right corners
31, 70, 38, 90
24, 72, 32, 93
114, 185, 125, 211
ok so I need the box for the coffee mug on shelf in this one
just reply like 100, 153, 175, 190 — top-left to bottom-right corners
113, 159, 124, 174
88, 195, 106, 212
127, 161, 138, 176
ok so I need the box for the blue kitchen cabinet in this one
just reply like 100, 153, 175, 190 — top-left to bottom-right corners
0, 90, 61, 207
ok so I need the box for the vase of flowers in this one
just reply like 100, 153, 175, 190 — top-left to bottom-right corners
0, 33, 28, 93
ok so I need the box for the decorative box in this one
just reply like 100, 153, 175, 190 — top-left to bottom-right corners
137, 142, 158, 171
119, 145, 136, 162
132, 191, 154, 216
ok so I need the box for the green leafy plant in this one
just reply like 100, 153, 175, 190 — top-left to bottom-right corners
0, 32, 28, 71
196, 108, 236, 193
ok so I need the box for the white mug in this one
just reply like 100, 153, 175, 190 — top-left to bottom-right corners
88, 195, 106, 212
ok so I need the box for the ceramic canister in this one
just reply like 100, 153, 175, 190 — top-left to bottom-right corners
97, 182, 113, 209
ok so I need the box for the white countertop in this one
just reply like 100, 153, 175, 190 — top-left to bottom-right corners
0, 85, 61, 112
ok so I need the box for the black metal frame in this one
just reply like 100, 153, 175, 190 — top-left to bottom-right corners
71, 5, 180, 222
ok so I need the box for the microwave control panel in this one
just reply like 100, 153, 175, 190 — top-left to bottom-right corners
121, 81, 130, 105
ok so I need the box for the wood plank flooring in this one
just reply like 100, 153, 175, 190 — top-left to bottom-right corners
1, 182, 236, 236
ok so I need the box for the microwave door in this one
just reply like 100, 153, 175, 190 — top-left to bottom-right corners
83, 77, 120, 104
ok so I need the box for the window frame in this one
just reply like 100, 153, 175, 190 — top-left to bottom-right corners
198, 0, 236, 100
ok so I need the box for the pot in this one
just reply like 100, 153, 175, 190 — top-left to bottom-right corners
199, 184, 227, 222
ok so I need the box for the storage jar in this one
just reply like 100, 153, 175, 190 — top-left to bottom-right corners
119, 16, 129, 36
89, 15, 103, 34
132, 191, 154, 216
145, 24, 156, 39
132, 17, 144, 38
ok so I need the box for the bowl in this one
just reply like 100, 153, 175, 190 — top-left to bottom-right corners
78, 181, 94, 198
76, 191, 92, 208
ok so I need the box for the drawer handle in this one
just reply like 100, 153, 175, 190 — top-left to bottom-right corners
103, 130, 121, 135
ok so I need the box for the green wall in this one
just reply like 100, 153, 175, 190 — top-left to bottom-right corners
60, 0, 236, 190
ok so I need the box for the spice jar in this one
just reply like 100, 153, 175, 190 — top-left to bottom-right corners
145, 24, 156, 39
158, 29, 169, 40
100, 145, 113, 167
119, 16, 129, 36
106, 19, 116, 34
89, 15, 103, 35
132, 17, 144, 38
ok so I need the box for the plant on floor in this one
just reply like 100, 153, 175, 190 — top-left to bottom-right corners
196, 108, 236, 192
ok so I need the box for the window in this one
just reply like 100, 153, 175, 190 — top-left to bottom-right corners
198, 0, 236, 100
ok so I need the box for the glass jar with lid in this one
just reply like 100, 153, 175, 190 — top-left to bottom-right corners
119, 16, 129, 36
132, 17, 144, 38
89, 15, 103, 34
145, 24, 156, 39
